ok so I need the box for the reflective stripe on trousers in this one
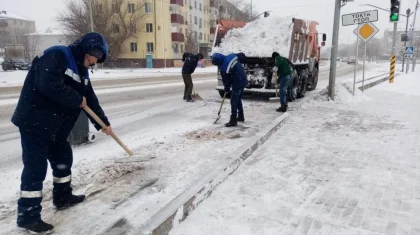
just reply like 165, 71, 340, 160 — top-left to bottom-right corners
20, 190, 43, 198
53, 174, 72, 184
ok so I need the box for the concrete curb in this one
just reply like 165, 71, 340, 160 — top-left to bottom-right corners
341, 73, 400, 94
101, 91, 318, 235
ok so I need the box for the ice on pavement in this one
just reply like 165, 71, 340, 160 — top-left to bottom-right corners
170, 72, 420, 235
212, 16, 293, 57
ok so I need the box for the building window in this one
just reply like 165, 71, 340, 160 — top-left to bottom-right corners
173, 43, 179, 53
181, 44, 184, 53
147, 42, 154, 53
112, 4, 120, 13
130, 42, 137, 52
128, 3, 135, 13
200, 3, 202, 11
199, 32, 202, 40
130, 23, 137, 33
112, 24, 120, 33
199, 18, 202, 28
195, 1, 197, 9
194, 16, 197, 24
145, 3, 152, 13
146, 23, 153, 32
190, 15, 192, 23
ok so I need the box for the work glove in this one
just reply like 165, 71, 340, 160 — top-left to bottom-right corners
271, 72, 278, 84
272, 66, 278, 72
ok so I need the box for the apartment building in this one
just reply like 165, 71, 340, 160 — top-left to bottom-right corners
0, 10, 36, 57
111, 0, 244, 67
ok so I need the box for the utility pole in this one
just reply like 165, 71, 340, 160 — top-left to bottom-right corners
328, 0, 342, 100
402, 8, 411, 72
410, 0, 419, 72
89, 0, 94, 32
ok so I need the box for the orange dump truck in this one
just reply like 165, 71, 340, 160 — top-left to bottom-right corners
211, 17, 327, 100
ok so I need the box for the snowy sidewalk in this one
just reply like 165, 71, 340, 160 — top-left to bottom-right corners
170, 74, 420, 234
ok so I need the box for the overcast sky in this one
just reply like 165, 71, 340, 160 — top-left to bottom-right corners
1, 0, 420, 45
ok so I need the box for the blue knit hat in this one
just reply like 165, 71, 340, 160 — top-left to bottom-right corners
70, 32, 108, 63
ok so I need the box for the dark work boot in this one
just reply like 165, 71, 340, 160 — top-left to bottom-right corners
225, 115, 238, 127
276, 104, 288, 113
18, 220, 54, 234
53, 194, 86, 210
237, 113, 245, 122
183, 96, 186, 100
185, 95, 195, 102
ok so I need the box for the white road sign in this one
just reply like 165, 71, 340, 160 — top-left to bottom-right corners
342, 10, 378, 26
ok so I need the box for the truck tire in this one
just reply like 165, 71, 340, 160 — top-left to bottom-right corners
307, 67, 318, 91
297, 72, 308, 98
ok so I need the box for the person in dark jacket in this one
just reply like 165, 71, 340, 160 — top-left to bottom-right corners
11, 32, 112, 233
272, 52, 293, 112
182, 52, 204, 102
211, 52, 248, 127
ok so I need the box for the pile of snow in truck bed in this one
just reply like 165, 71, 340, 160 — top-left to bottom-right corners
212, 16, 293, 58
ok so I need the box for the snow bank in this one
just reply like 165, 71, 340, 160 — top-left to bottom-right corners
212, 16, 293, 58
373, 70, 420, 96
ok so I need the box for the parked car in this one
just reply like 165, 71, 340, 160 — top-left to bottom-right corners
347, 56, 356, 64
341, 57, 349, 62
1, 58, 31, 71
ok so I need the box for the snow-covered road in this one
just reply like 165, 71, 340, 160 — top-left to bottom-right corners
0, 63, 390, 234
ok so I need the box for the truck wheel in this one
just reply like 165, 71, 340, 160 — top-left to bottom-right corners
307, 68, 318, 91
297, 73, 308, 98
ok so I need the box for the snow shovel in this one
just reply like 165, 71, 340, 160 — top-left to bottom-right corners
192, 89, 203, 100
214, 92, 227, 124
83, 106, 146, 163
269, 73, 280, 103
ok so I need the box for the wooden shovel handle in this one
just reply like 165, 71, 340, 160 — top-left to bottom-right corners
83, 106, 134, 156
217, 92, 227, 116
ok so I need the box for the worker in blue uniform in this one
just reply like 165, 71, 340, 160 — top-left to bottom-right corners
211, 52, 248, 127
11, 32, 112, 233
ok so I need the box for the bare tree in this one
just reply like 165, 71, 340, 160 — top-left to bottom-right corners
210, 0, 252, 26
27, 34, 40, 59
184, 25, 198, 53
57, 0, 147, 60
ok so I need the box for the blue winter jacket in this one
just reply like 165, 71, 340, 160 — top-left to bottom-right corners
11, 32, 110, 142
211, 53, 247, 90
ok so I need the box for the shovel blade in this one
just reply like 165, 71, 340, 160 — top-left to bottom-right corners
213, 115, 221, 124
192, 93, 203, 100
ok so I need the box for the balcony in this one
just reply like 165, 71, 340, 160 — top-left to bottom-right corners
170, 0, 183, 6
172, 32, 184, 42
171, 14, 184, 24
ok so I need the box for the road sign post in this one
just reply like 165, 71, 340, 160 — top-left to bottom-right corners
352, 22, 380, 94
353, 33, 359, 96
